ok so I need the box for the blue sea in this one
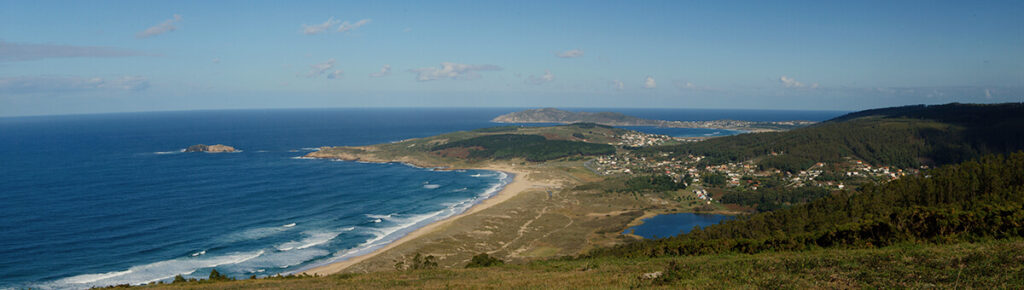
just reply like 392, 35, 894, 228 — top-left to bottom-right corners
0, 108, 844, 289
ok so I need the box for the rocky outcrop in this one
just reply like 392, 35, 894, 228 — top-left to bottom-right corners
185, 144, 237, 153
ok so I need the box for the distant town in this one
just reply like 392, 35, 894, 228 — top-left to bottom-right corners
588, 130, 919, 203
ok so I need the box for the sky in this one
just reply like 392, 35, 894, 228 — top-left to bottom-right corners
1, 0, 1022, 116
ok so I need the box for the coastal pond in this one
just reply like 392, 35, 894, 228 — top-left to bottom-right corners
623, 213, 735, 239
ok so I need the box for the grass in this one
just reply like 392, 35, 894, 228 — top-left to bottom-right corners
141, 239, 1024, 289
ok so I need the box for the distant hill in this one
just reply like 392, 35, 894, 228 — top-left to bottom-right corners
492, 108, 646, 124
826, 102, 1024, 124
492, 108, 815, 131
641, 102, 1024, 169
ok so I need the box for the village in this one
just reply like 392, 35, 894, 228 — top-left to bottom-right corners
592, 130, 917, 201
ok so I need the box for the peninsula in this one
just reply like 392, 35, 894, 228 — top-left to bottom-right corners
299, 123, 733, 275
492, 108, 817, 131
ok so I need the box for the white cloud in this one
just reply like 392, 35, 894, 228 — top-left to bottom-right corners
211, 58, 221, 64
779, 75, 818, 88
611, 80, 624, 90
337, 19, 371, 32
370, 64, 391, 78
0, 41, 147, 62
409, 62, 502, 81
0, 75, 149, 93
556, 49, 584, 58
525, 70, 554, 85
302, 18, 340, 35
643, 76, 656, 89
137, 14, 183, 38
327, 70, 343, 79
306, 59, 340, 78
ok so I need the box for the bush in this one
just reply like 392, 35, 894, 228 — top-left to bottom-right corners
465, 253, 504, 268
208, 268, 232, 281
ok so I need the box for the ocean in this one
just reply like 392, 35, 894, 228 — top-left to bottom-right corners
0, 108, 845, 289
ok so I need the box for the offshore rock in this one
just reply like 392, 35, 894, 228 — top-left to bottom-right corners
185, 144, 237, 153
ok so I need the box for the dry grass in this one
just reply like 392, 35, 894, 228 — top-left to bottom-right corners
143, 239, 1024, 289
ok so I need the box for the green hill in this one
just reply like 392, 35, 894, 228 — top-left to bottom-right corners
641, 102, 1024, 170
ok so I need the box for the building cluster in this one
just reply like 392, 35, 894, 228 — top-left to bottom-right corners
692, 188, 712, 203
614, 132, 674, 147
589, 149, 917, 192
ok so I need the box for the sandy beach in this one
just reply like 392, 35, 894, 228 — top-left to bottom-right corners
301, 164, 549, 276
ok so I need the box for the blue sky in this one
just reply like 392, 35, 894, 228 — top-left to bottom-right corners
1, 0, 1022, 116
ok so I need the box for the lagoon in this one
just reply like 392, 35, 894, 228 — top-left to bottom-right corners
624, 213, 735, 239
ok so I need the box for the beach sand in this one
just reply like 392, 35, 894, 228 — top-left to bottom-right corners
302, 165, 548, 276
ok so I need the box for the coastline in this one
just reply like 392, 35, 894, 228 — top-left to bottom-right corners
300, 163, 545, 276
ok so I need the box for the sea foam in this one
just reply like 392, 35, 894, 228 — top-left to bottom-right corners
49, 250, 265, 288
291, 171, 513, 274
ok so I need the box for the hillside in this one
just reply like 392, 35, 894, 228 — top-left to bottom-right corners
492, 108, 815, 131
136, 153, 1024, 289
138, 240, 1022, 289
587, 152, 1024, 258
640, 102, 1024, 169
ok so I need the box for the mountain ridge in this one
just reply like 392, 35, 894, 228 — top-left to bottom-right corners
492, 108, 816, 131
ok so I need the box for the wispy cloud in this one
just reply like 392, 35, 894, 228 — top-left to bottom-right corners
370, 64, 391, 78
643, 76, 656, 89
409, 62, 502, 81
611, 80, 624, 90
525, 70, 554, 85
302, 18, 340, 35
301, 18, 371, 35
137, 14, 182, 38
306, 58, 342, 79
779, 75, 818, 88
673, 80, 697, 89
338, 19, 371, 32
0, 75, 149, 93
556, 49, 584, 58
0, 41, 147, 62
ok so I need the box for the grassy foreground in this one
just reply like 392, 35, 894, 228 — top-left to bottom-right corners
137, 239, 1023, 289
